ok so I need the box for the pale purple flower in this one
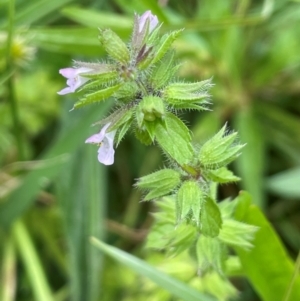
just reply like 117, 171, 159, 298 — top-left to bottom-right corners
85, 123, 116, 165
138, 11, 159, 34
57, 67, 92, 95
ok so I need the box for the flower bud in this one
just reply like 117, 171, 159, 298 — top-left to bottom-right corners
138, 96, 165, 122
98, 29, 130, 64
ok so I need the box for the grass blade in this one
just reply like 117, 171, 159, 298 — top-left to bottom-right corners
90, 238, 217, 301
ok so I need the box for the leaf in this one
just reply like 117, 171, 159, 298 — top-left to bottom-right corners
266, 167, 300, 198
219, 219, 258, 249
196, 236, 227, 275
55, 146, 106, 300
234, 107, 266, 208
90, 238, 217, 301
176, 180, 203, 223
74, 84, 122, 109
199, 125, 244, 169
234, 193, 300, 301
61, 7, 132, 31
152, 30, 184, 64
205, 167, 240, 183
200, 197, 222, 237
13, 221, 54, 301
155, 113, 193, 165
0, 0, 74, 28
136, 169, 181, 201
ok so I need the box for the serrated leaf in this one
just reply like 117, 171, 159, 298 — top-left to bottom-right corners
166, 79, 213, 93
155, 113, 193, 165
176, 181, 203, 223
152, 29, 183, 65
200, 197, 222, 237
150, 50, 178, 89
198, 125, 244, 169
205, 167, 240, 183
196, 236, 227, 275
108, 108, 134, 131
137, 169, 181, 201
74, 84, 122, 109
219, 219, 258, 249
116, 119, 132, 146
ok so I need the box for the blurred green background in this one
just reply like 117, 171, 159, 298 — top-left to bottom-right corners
1, 0, 300, 300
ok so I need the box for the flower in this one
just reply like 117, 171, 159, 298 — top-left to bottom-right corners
57, 67, 92, 95
85, 123, 116, 165
138, 11, 159, 34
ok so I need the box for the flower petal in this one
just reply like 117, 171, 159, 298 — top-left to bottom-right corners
97, 130, 116, 165
85, 123, 111, 144
59, 68, 77, 78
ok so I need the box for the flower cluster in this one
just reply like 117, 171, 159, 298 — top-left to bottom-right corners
57, 11, 256, 293
58, 11, 212, 166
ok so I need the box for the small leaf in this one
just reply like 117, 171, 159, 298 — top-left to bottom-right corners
200, 197, 222, 237
198, 125, 244, 169
155, 113, 193, 165
74, 84, 122, 109
205, 167, 240, 183
116, 119, 131, 146
136, 169, 181, 201
176, 180, 203, 223
219, 219, 258, 249
150, 50, 178, 89
197, 235, 227, 275
152, 29, 183, 64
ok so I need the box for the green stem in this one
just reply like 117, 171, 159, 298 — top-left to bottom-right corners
1, 234, 16, 301
6, 0, 24, 160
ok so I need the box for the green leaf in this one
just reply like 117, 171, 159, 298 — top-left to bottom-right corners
176, 180, 204, 223
199, 125, 244, 169
155, 113, 193, 165
61, 7, 132, 31
152, 30, 184, 65
234, 194, 300, 301
13, 221, 54, 301
200, 197, 222, 237
0, 0, 74, 28
196, 236, 227, 275
91, 238, 217, 301
234, 107, 266, 208
136, 169, 181, 201
30, 27, 104, 56
205, 167, 240, 183
116, 119, 132, 146
266, 167, 300, 198
74, 84, 122, 109
55, 146, 106, 300
219, 219, 258, 249
150, 50, 178, 89
163, 79, 212, 107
